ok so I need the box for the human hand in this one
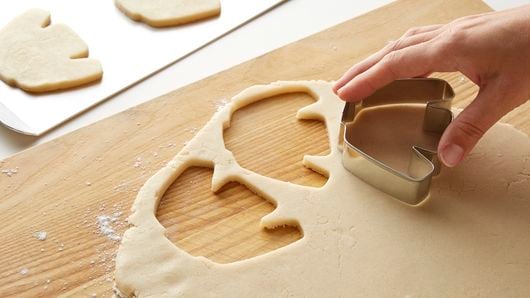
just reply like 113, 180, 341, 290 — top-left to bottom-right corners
333, 6, 530, 167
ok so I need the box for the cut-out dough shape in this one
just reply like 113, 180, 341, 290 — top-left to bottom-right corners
115, 0, 221, 28
115, 81, 530, 297
0, 9, 103, 93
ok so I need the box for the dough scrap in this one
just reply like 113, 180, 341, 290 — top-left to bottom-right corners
0, 9, 103, 93
114, 81, 530, 297
115, 0, 221, 28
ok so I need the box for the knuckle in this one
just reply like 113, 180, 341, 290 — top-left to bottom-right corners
443, 24, 467, 47
430, 42, 456, 71
431, 39, 450, 61
454, 14, 479, 24
452, 16, 470, 24
386, 39, 403, 52
380, 52, 401, 77
362, 79, 377, 95
382, 50, 400, 63
434, 39, 454, 58
403, 26, 421, 37
454, 118, 486, 140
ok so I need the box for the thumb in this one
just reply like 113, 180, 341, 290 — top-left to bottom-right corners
438, 86, 505, 167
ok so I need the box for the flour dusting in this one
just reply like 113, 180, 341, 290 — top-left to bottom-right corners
97, 212, 123, 241
215, 98, 229, 112
1, 167, 18, 177
33, 231, 47, 241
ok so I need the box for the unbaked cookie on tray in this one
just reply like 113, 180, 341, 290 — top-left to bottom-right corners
0, 9, 103, 93
115, 0, 221, 28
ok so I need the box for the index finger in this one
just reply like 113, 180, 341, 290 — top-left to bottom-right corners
336, 40, 451, 102
333, 24, 444, 93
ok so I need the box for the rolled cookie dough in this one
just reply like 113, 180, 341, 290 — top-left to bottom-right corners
0, 9, 103, 93
115, 0, 221, 28
115, 81, 530, 297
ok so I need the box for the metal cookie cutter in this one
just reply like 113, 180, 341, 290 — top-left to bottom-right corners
339, 78, 454, 205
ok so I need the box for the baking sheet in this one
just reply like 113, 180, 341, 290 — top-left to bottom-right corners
0, 0, 286, 136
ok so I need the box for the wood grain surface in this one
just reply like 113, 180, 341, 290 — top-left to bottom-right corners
1, 0, 528, 296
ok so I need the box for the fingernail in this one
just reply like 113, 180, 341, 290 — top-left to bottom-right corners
441, 143, 464, 167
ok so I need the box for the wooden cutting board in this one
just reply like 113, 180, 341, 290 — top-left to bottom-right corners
1, 0, 528, 296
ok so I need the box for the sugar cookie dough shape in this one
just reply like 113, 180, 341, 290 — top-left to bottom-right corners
115, 0, 221, 28
0, 9, 103, 93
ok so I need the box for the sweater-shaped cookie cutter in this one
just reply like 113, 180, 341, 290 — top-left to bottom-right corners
338, 78, 454, 205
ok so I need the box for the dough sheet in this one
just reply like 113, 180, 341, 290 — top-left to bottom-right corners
115, 81, 530, 297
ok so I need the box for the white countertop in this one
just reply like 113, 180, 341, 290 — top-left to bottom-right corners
0, 0, 528, 160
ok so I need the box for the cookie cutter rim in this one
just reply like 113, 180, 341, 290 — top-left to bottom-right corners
338, 78, 455, 205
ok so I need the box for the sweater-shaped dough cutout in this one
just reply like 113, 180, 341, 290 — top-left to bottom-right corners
0, 9, 103, 93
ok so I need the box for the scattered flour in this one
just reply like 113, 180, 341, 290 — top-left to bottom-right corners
97, 212, 123, 241
33, 231, 47, 241
113, 181, 130, 193
185, 127, 198, 134
215, 98, 229, 112
133, 157, 142, 168
1, 167, 18, 177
